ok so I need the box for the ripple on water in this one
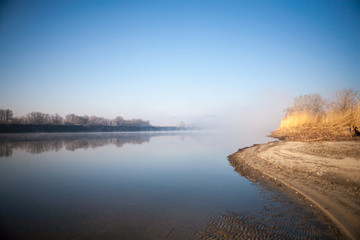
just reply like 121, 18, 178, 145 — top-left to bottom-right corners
198, 184, 340, 240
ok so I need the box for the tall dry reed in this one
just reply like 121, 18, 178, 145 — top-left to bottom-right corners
272, 89, 360, 140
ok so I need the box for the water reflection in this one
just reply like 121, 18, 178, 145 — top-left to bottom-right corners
0, 132, 339, 239
0, 132, 186, 157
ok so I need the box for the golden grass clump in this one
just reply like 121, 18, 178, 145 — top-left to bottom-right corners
271, 89, 360, 141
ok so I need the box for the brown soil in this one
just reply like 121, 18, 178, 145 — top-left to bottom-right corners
228, 141, 360, 240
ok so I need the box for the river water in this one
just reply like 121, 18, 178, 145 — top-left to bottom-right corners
0, 132, 337, 239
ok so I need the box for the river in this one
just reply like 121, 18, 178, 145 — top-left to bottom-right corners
0, 132, 336, 239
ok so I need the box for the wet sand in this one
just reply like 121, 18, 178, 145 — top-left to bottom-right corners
228, 141, 360, 240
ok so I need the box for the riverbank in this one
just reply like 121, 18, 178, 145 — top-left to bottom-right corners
228, 141, 360, 240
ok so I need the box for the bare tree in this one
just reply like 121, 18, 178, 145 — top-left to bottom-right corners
286, 94, 325, 116
26, 112, 51, 124
0, 110, 4, 123
0, 109, 13, 123
89, 116, 110, 126
51, 113, 63, 125
65, 114, 77, 125
112, 116, 125, 126
334, 89, 356, 112
77, 115, 89, 125
65, 114, 94, 125
5, 109, 13, 122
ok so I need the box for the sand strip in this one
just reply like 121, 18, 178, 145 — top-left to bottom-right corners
228, 141, 360, 240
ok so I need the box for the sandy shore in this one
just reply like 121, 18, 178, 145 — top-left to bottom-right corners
228, 141, 360, 240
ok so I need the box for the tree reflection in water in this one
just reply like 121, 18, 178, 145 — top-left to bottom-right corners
0, 132, 186, 157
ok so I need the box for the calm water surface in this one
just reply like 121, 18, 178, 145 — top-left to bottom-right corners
0, 132, 336, 239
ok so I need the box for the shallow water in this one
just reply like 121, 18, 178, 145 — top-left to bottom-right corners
0, 132, 336, 239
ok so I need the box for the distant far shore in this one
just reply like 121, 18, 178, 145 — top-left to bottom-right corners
0, 124, 190, 133
228, 141, 360, 240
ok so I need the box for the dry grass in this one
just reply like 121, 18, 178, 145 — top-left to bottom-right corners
280, 108, 360, 129
271, 90, 360, 141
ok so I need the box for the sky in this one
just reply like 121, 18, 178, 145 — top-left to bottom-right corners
0, 0, 359, 129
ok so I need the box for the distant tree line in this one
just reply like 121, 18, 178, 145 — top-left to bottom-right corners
0, 110, 151, 127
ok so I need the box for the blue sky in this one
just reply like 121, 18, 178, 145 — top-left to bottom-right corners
0, 0, 359, 126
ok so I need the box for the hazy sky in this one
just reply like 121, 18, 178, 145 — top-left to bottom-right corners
1, 0, 359, 127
